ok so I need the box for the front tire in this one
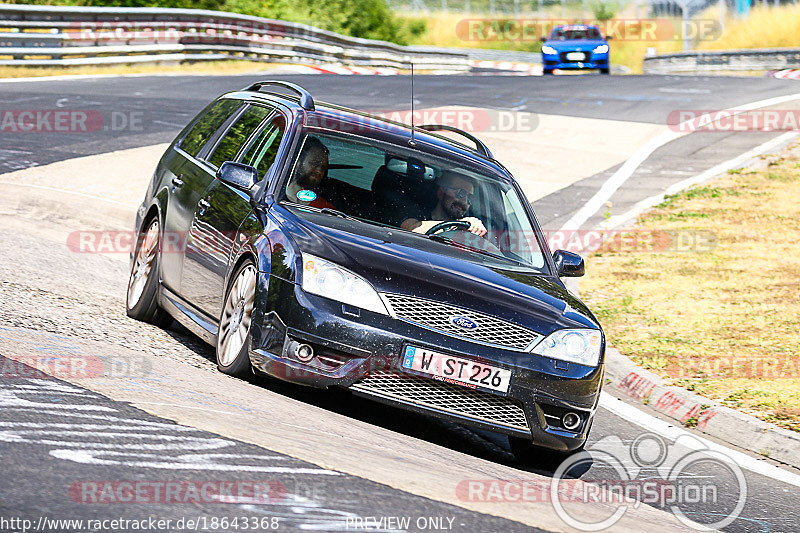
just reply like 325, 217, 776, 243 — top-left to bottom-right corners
216, 260, 257, 376
600, 68, 610, 74
126, 217, 171, 327
543, 69, 554, 75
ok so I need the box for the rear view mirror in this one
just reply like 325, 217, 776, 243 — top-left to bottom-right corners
553, 250, 585, 277
217, 161, 258, 192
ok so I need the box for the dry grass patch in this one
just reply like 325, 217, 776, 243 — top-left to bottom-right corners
582, 143, 800, 432
0, 60, 284, 79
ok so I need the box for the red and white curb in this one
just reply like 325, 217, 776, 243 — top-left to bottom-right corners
271, 62, 543, 76
471, 60, 542, 75
769, 69, 800, 80
272, 64, 401, 75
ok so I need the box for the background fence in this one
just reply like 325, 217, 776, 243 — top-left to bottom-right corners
643, 47, 800, 73
0, 4, 472, 69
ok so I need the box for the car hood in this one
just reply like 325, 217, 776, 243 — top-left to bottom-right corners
273, 206, 600, 336
545, 39, 606, 51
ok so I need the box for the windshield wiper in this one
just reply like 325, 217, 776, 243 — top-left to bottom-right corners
426, 233, 529, 267
319, 207, 360, 221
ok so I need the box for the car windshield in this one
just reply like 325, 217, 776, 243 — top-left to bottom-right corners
280, 132, 547, 273
550, 27, 602, 40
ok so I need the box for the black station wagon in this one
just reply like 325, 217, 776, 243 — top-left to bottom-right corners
127, 81, 605, 461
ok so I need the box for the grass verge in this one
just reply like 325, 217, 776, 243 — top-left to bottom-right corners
697, 3, 800, 51
581, 142, 800, 432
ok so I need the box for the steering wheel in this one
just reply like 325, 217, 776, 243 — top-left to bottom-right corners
425, 220, 472, 235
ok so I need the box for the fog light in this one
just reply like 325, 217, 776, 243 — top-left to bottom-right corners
562, 412, 582, 431
295, 343, 314, 363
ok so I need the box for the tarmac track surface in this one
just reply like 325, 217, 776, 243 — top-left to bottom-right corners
1, 73, 800, 533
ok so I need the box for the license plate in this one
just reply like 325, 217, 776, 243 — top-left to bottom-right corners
566, 52, 585, 61
402, 346, 511, 393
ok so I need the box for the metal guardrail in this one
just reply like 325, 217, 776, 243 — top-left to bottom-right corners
0, 4, 471, 70
643, 47, 800, 74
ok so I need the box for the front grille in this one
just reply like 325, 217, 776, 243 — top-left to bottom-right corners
381, 293, 542, 351
350, 370, 530, 433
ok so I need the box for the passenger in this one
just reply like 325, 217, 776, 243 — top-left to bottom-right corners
400, 170, 487, 236
286, 136, 335, 210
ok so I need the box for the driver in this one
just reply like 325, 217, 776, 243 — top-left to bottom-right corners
286, 136, 335, 210
400, 170, 487, 236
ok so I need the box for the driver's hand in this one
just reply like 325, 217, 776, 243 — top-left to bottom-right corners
460, 217, 487, 237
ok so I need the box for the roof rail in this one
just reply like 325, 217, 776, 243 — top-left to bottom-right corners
417, 124, 493, 159
244, 80, 315, 111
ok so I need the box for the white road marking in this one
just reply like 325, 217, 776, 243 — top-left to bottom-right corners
50, 450, 343, 474
560, 92, 800, 232
0, 377, 342, 476
599, 392, 800, 488
603, 130, 800, 229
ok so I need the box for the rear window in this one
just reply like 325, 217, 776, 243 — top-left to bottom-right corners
179, 99, 242, 158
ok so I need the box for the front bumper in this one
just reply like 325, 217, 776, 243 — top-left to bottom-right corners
542, 53, 609, 70
249, 273, 604, 452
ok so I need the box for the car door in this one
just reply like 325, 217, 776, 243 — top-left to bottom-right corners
160, 98, 244, 293
180, 105, 287, 321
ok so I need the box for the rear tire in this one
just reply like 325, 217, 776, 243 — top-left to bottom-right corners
216, 260, 257, 377
126, 217, 172, 327
543, 69, 554, 75
600, 68, 610, 74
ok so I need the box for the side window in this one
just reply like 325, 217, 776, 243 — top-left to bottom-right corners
323, 137, 384, 189
179, 99, 242, 158
206, 104, 274, 169
241, 114, 286, 181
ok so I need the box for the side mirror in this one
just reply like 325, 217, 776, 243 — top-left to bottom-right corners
217, 161, 258, 193
553, 250, 585, 277
540, 36, 547, 42
604, 35, 613, 40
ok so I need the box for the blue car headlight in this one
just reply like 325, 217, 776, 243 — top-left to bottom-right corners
532, 329, 602, 366
541, 45, 557, 55
301, 253, 389, 315
593, 44, 609, 54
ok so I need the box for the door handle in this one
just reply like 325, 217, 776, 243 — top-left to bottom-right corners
198, 198, 211, 215
171, 176, 184, 188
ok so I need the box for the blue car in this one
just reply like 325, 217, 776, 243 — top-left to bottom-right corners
541, 24, 610, 75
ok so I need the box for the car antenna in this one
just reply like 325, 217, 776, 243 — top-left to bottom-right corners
409, 62, 416, 147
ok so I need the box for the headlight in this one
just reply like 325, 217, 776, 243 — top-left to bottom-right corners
532, 329, 602, 366
301, 253, 388, 315
541, 45, 557, 55
593, 44, 609, 54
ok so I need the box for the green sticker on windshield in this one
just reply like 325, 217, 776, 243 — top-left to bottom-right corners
297, 190, 317, 202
